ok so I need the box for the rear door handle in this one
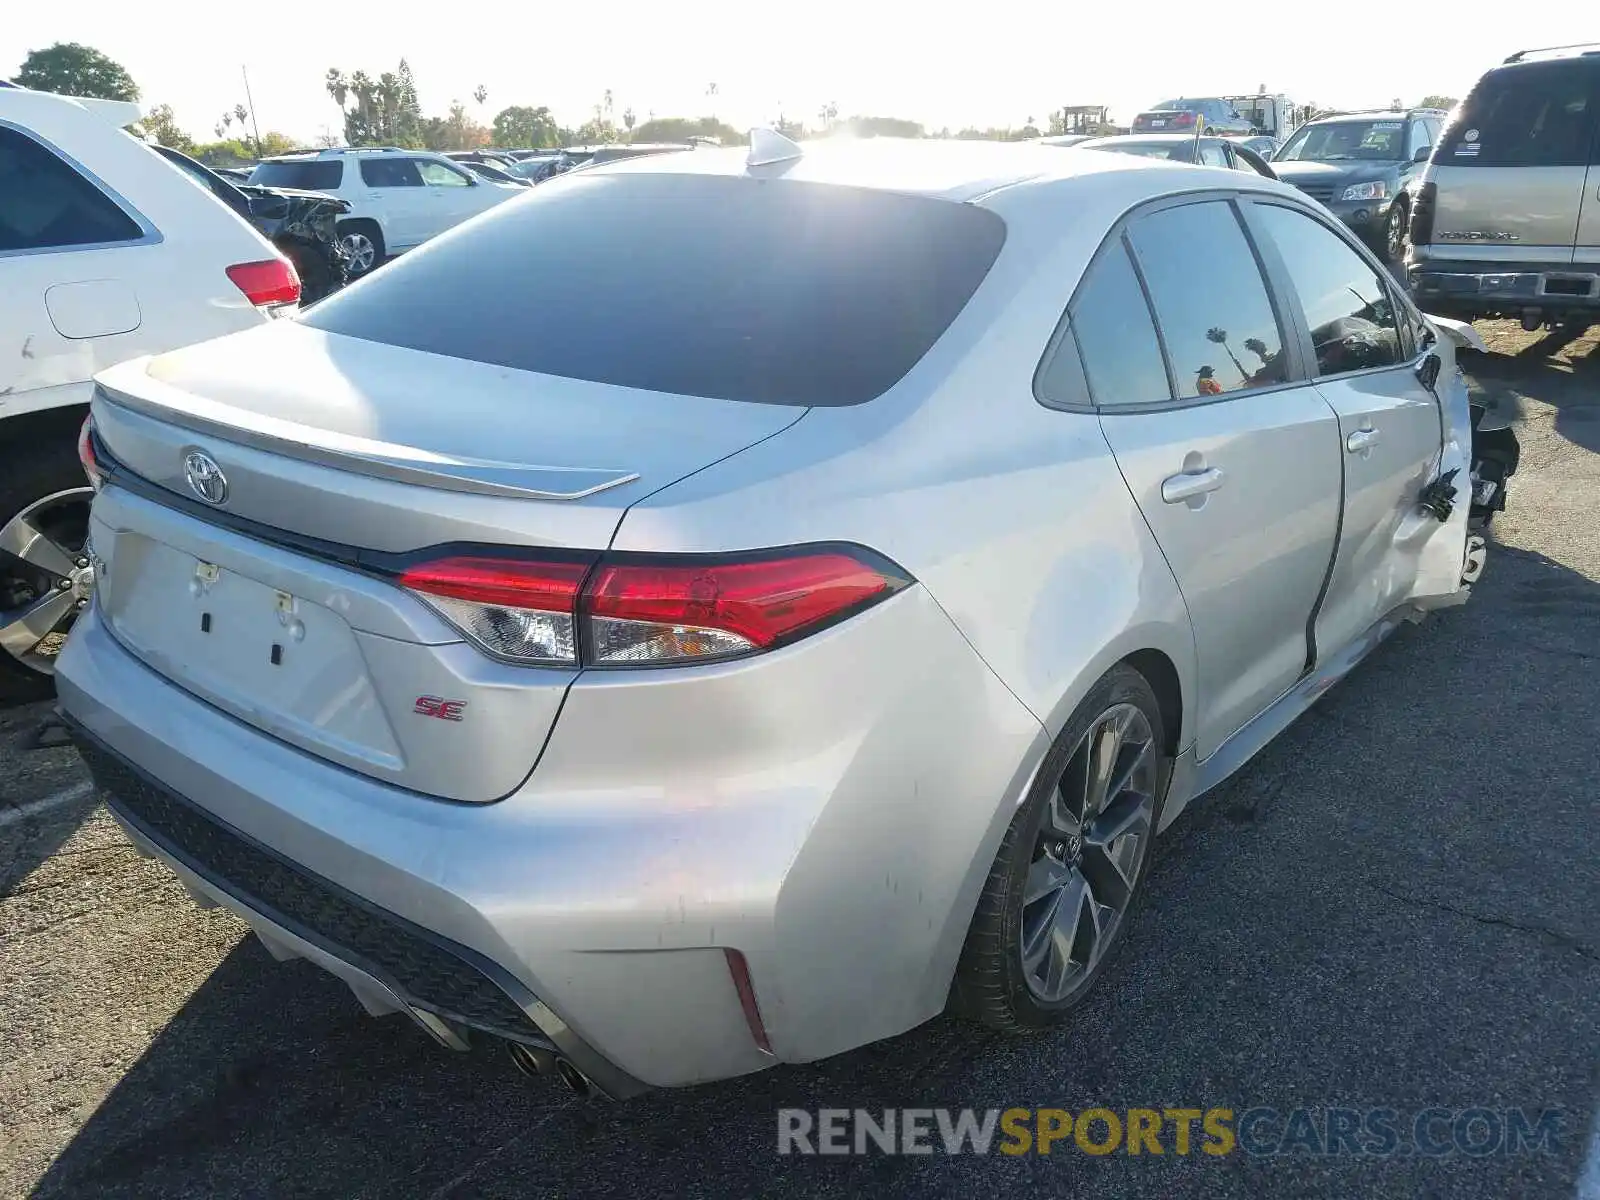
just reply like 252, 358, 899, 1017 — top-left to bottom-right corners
1160, 467, 1226, 504
1346, 427, 1381, 453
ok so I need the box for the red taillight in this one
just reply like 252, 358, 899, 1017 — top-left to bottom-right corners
397, 545, 907, 667
586, 551, 897, 663
226, 258, 301, 309
1173, 112, 1196, 126
77, 413, 103, 490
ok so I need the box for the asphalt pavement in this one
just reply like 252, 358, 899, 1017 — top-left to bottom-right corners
1, 321, 1597, 1199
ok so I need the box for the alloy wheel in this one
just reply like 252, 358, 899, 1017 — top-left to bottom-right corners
341, 231, 377, 274
1019, 702, 1159, 1003
1387, 205, 1408, 263
0, 487, 95, 676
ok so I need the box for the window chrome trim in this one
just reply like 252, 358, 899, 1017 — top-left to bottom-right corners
0, 118, 162, 258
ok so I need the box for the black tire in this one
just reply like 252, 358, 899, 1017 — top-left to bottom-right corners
336, 219, 385, 279
0, 430, 94, 701
1384, 200, 1410, 265
950, 663, 1170, 1032
283, 241, 341, 305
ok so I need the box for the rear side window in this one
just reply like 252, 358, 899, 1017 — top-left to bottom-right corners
303, 173, 1007, 407
1128, 200, 1287, 399
1251, 204, 1403, 376
418, 160, 470, 187
0, 127, 144, 252
251, 160, 344, 190
1066, 241, 1171, 407
360, 158, 423, 187
1440, 64, 1597, 167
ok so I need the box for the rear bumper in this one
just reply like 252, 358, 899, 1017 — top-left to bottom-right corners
57, 590, 1045, 1090
1406, 255, 1600, 316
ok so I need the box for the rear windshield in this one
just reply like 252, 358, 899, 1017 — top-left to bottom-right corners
1438, 64, 1597, 167
1153, 100, 1205, 113
1087, 141, 1191, 161
302, 173, 1007, 406
250, 160, 343, 190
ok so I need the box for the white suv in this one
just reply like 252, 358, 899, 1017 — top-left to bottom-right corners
249, 148, 522, 278
0, 85, 295, 698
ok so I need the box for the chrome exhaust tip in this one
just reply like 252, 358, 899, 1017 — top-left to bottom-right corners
555, 1058, 592, 1097
507, 1041, 558, 1079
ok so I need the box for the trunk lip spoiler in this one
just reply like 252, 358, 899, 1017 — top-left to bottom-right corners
92, 372, 641, 502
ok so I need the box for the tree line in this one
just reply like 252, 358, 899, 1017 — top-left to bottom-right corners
8, 42, 1463, 169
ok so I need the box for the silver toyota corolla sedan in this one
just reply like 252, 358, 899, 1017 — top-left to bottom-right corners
57, 132, 1506, 1098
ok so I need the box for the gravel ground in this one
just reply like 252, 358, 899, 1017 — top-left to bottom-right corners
1, 321, 1596, 1199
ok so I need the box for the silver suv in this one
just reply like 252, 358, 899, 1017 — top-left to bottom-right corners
1408, 44, 1600, 329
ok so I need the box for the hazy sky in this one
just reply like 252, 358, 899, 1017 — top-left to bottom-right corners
2, 2, 1590, 141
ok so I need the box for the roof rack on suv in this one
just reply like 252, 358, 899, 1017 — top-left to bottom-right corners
1503, 42, 1600, 63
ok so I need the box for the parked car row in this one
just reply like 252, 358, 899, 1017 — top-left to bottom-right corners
248, 147, 524, 278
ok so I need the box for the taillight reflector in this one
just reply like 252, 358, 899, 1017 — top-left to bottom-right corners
226, 258, 301, 308
399, 555, 593, 665
77, 413, 103, 490
396, 545, 908, 668
724, 948, 773, 1055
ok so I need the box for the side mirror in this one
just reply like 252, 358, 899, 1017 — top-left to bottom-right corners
1413, 145, 1431, 163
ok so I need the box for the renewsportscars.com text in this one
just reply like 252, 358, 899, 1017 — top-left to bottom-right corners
776, 1106, 1567, 1157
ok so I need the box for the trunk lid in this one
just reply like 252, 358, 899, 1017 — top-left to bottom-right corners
88, 322, 805, 801
1423, 163, 1584, 263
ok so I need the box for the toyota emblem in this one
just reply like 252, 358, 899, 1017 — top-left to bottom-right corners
183, 450, 229, 505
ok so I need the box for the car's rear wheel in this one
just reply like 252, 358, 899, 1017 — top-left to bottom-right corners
951, 664, 1169, 1031
337, 220, 385, 279
0, 437, 95, 699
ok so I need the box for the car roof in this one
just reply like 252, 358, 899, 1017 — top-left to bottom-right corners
578, 135, 1204, 202
0, 86, 143, 129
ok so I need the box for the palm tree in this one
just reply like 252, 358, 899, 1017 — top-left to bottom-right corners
325, 69, 348, 112
1206, 327, 1249, 383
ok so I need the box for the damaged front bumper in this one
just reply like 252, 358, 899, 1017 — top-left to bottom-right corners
1408, 314, 1520, 613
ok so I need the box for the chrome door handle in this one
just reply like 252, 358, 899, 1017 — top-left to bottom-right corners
1346, 427, 1381, 453
1160, 467, 1226, 504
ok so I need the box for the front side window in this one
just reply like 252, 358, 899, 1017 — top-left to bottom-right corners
1438, 65, 1595, 167
359, 158, 423, 188
1251, 204, 1403, 377
1128, 200, 1287, 399
0, 127, 144, 252
1067, 241, 1172, 407
418, 160, 470, 187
